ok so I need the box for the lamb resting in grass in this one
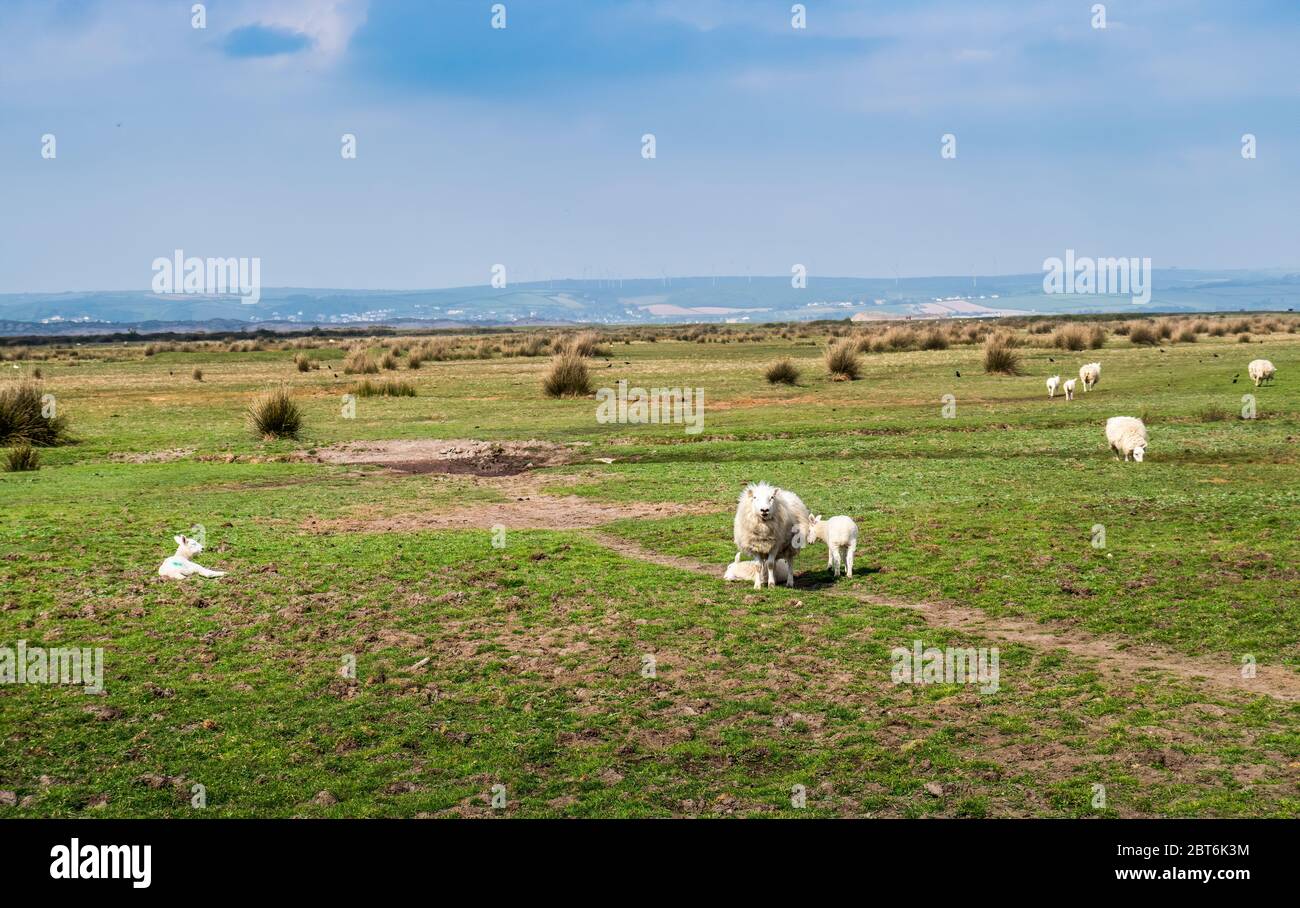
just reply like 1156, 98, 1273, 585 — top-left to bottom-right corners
1046, 375, 1061, 398
809, 515, 858, 577
158, 534, 226, 579
1063, 378, 1077, 400
733, 482, 810, 589
724, 552, 790, 585
1248, 359, 1276, 387
1105, 416, 1148, 462
1079, 362, 1101, 392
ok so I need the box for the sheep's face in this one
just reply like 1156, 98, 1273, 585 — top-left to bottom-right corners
1132, 445, 1146, 463
174, 534, 202, 558
748, 483, 778, 521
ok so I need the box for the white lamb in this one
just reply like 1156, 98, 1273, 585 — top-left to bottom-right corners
1079, 362, 1101, 392
724, 553, 791, 585
733, 481, 809, 589
1105, 416, 1148, 462
809, 515, 858, 577
158, 534, 226, 579
1046, 375, 1061, 398
1063, 378, 1077, 400
1248, 359, 1276, 387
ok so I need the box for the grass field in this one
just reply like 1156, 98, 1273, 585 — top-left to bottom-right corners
2, 319, 1299, 817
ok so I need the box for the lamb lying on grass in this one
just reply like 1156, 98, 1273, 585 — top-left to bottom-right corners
1248, 359, 1276, 386
733, 481, 811, 589
158, 534, 226, 579
1046, 375, 1061, 398
724, 552, 790, 585
1063, 378, 1077, 400
1105, 416, 1148, 462
809, 515, 858, 577
1079, 362, 1101, 392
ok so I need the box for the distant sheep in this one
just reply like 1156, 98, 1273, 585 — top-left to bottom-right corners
1079, 362, 1101, 392
1046, 375, 1061, 398
1063, 378, 1077, 400
1248, 359, 1276, 387
724, 553, 790, 585
1105, 416, 1148, 462
732, 482, 810, 589
809, 515, 858, 577
158, 534, 226, 579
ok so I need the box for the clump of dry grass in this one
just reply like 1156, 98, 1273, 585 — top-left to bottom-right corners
765, 358, 801, 385
379, 351, 399, 371
1128, 323, 1159, 345
1051, 324, 1089, 351
982, 333, 1022, 375
4, 444, 39, 472
0, 382, 69, 446
542, 352, 592, 398
247, 387, 303, 439
825, 340, 862, 381
1088, 325, 1108, 349
565, 331, 609, 358
192, 368, 204, 381
1174, 326, 1198, 343
355, 378, 416, 397
343, 347, 379, 375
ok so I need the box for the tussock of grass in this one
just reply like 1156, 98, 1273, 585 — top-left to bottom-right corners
982, 333, 1022, 375
765, 358, 801, 385
1129, 324, 1159, 345
248, 387, 303, 439
192, 368, 204, 381
0, 382, 69, 446
825, 340, 861, 381
343, 348, 379, 375
4, 444, 39, 472
542, 352, 592, 398
354, 379, 416, 397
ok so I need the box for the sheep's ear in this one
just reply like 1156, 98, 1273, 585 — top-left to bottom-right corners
174, 535, 185, 546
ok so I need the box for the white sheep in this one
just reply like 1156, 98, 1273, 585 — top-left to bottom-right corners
1105, 416, 1148, 462
1046, 375, 1061, 398
1079, 362, 1101, 392
732, 482, 809, 589
724, 553, 790, 585
809, 515, 858, 577
1248, 359, 1276, 387
1063, 378, 1077, 400
158, 534, 226, 579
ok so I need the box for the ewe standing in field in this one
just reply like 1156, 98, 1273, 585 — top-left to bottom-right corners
1248, 359, 1276, 386
724, 553, 790, 585
809, 515, 858, 577
158, 534, 226, 579
1079, 362, 1101, 392
733, 482, 809, 589
1105, 416, 1148, 462
1063, 378, 1077, 400
1046, 375, 1061, 398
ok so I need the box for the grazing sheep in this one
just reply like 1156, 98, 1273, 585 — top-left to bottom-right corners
733, 482, 809, 589
1046, 375, 1061, 398
1105, 416, 1148, 462
158, 534, 226, 579
1079, 362, 1101, 392
809, 515, 858, 577
1063, 378, 1077, 400
1248, 358, 1276, 386
724, 552, 790, 585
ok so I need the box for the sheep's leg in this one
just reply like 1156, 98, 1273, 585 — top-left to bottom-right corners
752, 557, 765, 590
765, 555, 778, 588
846, 542, 855, 577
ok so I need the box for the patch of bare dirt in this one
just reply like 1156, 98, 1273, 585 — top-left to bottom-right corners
589, 534, 1300, 704
306, 438, 578, 477
109, 448, 195, 463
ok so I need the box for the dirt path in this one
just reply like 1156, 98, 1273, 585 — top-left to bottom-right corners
590, 533, 1300, 704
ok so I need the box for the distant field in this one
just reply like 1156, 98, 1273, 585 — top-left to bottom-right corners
2, 316, 1298, 817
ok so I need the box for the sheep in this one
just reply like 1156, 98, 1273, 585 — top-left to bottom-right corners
724, 552, 790, 585
158, 534, 226, 579
733, 481, 809, 589
1079, 362, 1101, 392
1105, 416, 1148, 462
1046, 375, 1061, 398
1248, 359, 1276, 387
808, 515, 858, 577
1063, 378, 1077, 400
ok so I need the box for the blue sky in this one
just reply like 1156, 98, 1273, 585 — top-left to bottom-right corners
1, 0, 1298, 293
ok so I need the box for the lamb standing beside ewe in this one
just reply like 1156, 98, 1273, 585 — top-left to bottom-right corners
1080, 362, 1101, 392
733, 482, 810, 589
1063, 378, 1077, 400
1248, 359, 1276, 387
1105, 416, 1148, 462
1046, 375, 1061, 398
809, 515, 858, 577
158, 534, 226, 579
724, 553, 790, 585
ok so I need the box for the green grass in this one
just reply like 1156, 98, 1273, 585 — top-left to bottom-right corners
1, 329, 1298, 817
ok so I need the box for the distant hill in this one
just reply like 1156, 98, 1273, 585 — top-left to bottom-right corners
2, 270, 1297, 336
